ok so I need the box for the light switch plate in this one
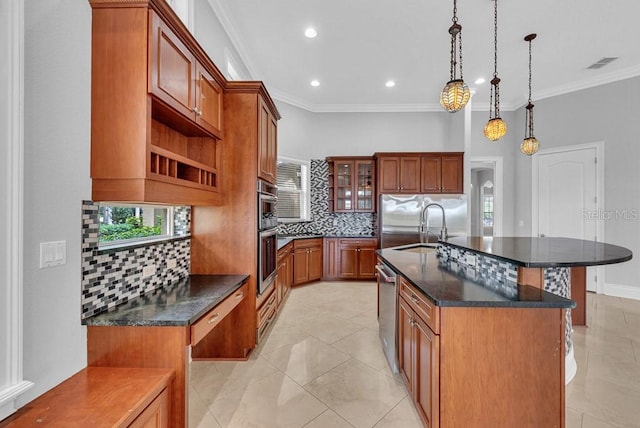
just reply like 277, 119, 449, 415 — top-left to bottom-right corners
40, 241, 66, 268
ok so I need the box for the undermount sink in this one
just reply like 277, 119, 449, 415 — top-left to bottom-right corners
402, 246, 438, 254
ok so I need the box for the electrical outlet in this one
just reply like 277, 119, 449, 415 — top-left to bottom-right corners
167, 259, 177, 269
142, 265, 156, 278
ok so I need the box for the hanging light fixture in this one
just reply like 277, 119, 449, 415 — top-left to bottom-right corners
521, 33, 540, 155
440, 0, 470, 113
484, 0, 507, 141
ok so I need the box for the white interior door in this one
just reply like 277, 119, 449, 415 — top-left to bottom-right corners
536, 147, 599, 291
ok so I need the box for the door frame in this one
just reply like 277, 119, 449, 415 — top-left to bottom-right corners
531, 141, 605, 293
469, 157, 503, 237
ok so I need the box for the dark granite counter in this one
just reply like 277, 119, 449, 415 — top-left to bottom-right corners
277, 234, 377, 250
82, 274, 249, 326
377, 247, 575, 309
442, 236, 632, 268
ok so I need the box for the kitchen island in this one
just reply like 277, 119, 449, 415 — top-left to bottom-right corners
377, 245, 575, 428
84, 274, 250, 428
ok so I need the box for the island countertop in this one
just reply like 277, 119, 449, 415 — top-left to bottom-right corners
82, 274, 249, 327
442, 236, 632, 268
377, 246, 575, 309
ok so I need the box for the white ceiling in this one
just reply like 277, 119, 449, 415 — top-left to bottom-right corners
210, 0, 640, 112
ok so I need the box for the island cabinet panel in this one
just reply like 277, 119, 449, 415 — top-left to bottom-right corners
397, 275, 565, 428
90, 1, 225, 205
439, 307, 564, 427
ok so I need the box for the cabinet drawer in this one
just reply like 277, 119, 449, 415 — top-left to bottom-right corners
293, 238, 323, 250
338, 238, 377, 247
399, 276, 439, 334
257, 287, 277, 327
191, 283, 247, 346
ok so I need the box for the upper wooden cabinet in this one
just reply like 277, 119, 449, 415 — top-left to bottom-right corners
376, 155, 421, 194
89, 1, 227, 205
327, 157, 375, 212
375, 152, 463, 195
421, 153, 463, 194
258, 97, 278, 184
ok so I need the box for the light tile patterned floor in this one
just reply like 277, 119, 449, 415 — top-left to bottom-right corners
189, 281, 640, 428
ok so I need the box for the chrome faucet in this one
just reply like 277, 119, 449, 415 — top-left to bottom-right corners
419, 203, 448, 243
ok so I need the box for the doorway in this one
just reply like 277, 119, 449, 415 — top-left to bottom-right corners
470, 157, 503, 237
532, 142, 604, 292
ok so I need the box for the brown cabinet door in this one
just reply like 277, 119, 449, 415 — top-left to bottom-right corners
355, 160, 375, 212
308, 246, 323, 281
441, 154, 463, 193
378, 157, 400, 193
195, 64, 222, 137
334, 160, 355, 212
398, 297, 414, 388
357, 246, 377, 279
148, 11, 195, 120
413, 316, 440, 428
323, 238, 340, 280
399, 156, 421, 193
421, 156, 442, 193
293, 248, 310, 285
258, 96, 277, 184
338, 246, 358, 278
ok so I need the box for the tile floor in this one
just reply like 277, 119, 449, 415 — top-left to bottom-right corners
189, 281, 640, 428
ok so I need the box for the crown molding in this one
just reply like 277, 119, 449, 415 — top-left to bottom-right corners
206, 0, 258, 80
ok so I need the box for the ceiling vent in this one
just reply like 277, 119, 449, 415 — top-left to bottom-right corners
587, 57, 619, 69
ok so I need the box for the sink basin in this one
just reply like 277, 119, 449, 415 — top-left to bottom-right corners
401, 246, 437, 254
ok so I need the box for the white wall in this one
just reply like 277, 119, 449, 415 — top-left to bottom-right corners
17, 0, 91, 405
513, 76, 640, 293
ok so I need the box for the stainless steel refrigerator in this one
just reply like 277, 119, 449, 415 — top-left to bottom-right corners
378, 194, 468, 248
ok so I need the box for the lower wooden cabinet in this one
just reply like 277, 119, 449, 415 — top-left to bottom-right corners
323, 238, 378, 280
399, 295, 439, 428
397, 274, 566, 428
293, 238, 323, 285
276, 242, 293, 308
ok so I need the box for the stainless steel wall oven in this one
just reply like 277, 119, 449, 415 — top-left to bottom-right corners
257, 180, 278, 296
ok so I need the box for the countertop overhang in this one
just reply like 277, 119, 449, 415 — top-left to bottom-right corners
377, 246, 575, 309
442, 236, 632, 268
82, 274, 249, 326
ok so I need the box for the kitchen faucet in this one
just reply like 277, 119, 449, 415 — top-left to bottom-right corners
419, 203, 448, 243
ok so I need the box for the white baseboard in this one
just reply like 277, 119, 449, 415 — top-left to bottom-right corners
0, 380, 35, 420
603, 283, 640, 301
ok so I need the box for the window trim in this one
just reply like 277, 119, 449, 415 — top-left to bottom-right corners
276, 156, 311, 223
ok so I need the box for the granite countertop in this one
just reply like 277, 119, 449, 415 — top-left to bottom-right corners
82, 274, 249, 327
377, 247, 575, 309
277, 234, 377, 250
442, 236, 633, 268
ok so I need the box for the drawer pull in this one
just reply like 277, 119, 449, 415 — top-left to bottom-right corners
410, 295, 420, 306
235, 292, 244, 300
207, 313, 220, 324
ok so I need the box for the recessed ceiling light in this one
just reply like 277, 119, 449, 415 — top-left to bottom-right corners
304, 28, 317, 38
385, 80, 396, 88
474, 78, 486, 85
310, 80, 320, 87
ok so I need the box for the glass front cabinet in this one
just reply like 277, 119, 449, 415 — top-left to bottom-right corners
327, 157, 375, 213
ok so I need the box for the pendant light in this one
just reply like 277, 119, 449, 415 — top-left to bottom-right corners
440, 0, 470, 113
484, 0, 507, 141
521, 33, 540, 155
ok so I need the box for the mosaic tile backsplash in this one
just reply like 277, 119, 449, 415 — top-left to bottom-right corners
438, 243, 573, 355
81, 201, 191, 320
277, 160, 376, 236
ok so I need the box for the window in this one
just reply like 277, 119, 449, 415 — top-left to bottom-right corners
98, 204, 174, 247
483, 195, 494, 227
277, 158, 310, 222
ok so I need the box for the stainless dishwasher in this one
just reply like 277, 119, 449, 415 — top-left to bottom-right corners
376, 261, 398, 373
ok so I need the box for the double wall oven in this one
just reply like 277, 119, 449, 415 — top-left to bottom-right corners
257, 179, 278, 296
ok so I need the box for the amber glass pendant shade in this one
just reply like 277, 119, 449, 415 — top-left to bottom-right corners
440, 79, 470, 113
521, 137, 539, 155
484, 117, 507, 141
